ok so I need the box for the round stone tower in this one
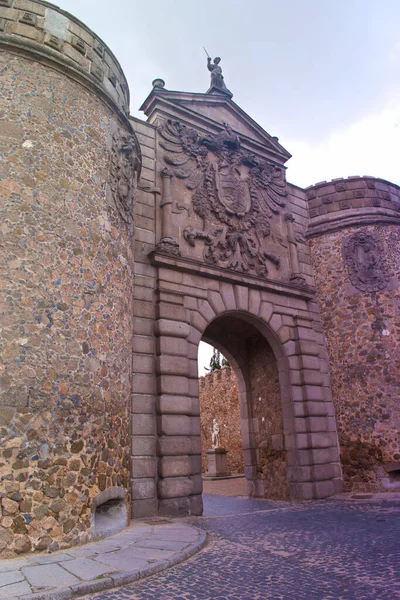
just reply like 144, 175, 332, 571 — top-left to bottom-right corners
0, 0, 140, 556
305, 176, 400, 492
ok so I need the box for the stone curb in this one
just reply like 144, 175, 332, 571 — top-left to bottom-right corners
11, 528, 207, 600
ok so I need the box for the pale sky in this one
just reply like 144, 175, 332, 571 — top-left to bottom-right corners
58, 0, 400, 373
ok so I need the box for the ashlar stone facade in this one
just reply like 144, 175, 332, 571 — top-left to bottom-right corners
0, 0, 399, 560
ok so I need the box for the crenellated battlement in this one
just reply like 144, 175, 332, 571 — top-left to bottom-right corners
304, 176, 400, 237
0, 0, 130, 115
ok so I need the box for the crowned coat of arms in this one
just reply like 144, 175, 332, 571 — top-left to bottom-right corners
159, 119, 287, 277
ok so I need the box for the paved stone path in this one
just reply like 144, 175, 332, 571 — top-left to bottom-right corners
88, 495, 400, 600
0, 521, 206, 600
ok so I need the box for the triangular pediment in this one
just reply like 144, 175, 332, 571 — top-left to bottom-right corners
139, 87, 291, 166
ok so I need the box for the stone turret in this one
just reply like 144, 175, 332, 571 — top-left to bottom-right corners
306, 176, 400, 492
0, 0, 140, 557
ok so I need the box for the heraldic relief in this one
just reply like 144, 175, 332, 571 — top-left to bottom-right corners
159, 119, 287, 277
109, 129, 141, 226
343, 230, 391, 292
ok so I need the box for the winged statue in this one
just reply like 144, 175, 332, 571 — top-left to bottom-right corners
159, 119, 287, 277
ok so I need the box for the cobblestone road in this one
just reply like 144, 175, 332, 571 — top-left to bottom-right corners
87, 495, 400, 600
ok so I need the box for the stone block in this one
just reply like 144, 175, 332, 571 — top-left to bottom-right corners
312, 447, 340, 465
287, 466, 313, 482
130, 457, 156, 478
131, 436, 156, 456
131, 394, 155, 414
269, 313, 283, 332
290, 482, 314, 500
158, 375, 189, 395
295, 433, 311, 449
312, 463, 341, 481
159, 456, 199, 478
133, 335, 155, 354
15, 0, 46, 15
190, 474, 203, 495
158, 476, 193, 499
219, 282, 236, 310
278, 325, 295, 344
197, 299, 216, 323
158, 415, 200, 436
10, 20, 42, 41
134, 285, 154, 302
234, 285, 249, 311
314, 479, 335, 498
158, 497, 190, 517
307, 416, 327, 431
207, 290, 226, 315
131, 498, 157, 519
132, 414, 156, 436
189, 494, 203, 516
295, 340, 320, 356
133, 373, 156, 395
287, 448, 312, 466
132, 354, 154, 374
156, 355, 189, 377
309, 432, 337, 448
157, 336, 188, 357
293, 402, 306, 417
131, 479, 156, 500
300, 355, 322, 371
288, 355, 301, 370
157, 303, 188, 322
291, 386, 303, 401
293, 417, 308, 433
190, 310, 207, 334
63, 42, 91, 70
248, 288, 261, 316
157, 394, 199, 416
133, 317, 153, 336
301, 370, 323, 386
155, 319, 190, 338
157, 435, 201, 456
133, 300, 154, 319
188, 378, 199, 397
302, 385, 324, 401
305, 401, 329, 416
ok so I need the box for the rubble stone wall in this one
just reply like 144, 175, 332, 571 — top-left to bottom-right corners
199, 367, 243, 474
0, 5, 137, 557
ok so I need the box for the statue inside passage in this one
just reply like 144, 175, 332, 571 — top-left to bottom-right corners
211, 418, 221, 449
207, 56, 231, 94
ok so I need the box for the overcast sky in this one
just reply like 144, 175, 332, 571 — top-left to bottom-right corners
58, 0, 400, 373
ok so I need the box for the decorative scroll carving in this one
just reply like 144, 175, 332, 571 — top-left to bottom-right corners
343, 231, 390, 292
109, 130, 141, 225
159, 119, 287, 277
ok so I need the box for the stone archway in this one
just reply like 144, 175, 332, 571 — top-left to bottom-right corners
130, 254, 343, 518
202, 313, 290, 500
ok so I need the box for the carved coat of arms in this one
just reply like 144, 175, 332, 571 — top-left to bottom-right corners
159, 120, 287, 277
343, 231, 390, 292
109, 130, 141, 225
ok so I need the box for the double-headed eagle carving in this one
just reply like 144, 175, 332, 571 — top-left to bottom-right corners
159, 119, 287, 277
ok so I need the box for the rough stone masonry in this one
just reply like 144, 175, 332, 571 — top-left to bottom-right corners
0, 0, 399, 559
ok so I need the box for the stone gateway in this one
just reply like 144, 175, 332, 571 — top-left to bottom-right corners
0, 0, 399, 559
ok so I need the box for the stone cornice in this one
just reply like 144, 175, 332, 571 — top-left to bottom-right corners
149, 252, 315, 300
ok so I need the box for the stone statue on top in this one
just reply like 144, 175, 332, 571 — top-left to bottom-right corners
207, 56, 232, 96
